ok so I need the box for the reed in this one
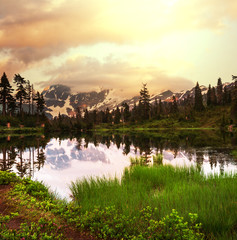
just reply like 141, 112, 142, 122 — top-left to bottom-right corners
70, 163, 237, 239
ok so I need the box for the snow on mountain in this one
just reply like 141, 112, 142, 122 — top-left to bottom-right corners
88, 89, 126, 111
42, 81, 235, 118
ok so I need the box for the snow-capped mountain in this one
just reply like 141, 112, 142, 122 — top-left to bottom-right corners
42, 85, 126, 118
42, 82, 233, 118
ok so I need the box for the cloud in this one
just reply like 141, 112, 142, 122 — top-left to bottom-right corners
1, 0, 237, 63
0, 0, 236, 92
41, 56, 193, 96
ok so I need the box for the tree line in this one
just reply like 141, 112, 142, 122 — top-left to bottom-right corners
0, 72, 46, 126
48, 77, 237, 132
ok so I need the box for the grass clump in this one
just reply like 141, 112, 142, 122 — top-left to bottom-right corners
153, 153, 163, 165
70, 163, 237, 239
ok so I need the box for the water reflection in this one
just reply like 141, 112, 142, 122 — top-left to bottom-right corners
0, 131, 237, 199
0, 136, 48, 178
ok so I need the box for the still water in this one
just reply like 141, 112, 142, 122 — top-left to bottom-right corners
0, 131, 237, 199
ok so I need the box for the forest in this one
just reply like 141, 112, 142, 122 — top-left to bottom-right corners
0, 71, 237, 132
46, 78, 237, 132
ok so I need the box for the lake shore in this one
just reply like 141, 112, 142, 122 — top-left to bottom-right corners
1, 162, 236, 239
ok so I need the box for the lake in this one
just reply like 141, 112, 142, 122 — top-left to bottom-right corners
0, 130, 236, 199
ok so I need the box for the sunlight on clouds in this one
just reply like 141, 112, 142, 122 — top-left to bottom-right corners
0, 0, 237, 93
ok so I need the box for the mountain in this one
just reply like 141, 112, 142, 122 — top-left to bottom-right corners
41, 83, 232, 118
42, 85, 126, 118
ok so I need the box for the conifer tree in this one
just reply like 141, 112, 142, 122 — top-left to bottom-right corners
35, 91, 45, 118
207, 84, 212, 106
0, 72, 14, 116
217, 77, 223, 105
26, 80, 32, 114
158, 99, 163, 116
194, 82, 204, 111
122, 102, 130, 122
211, 87, 217, 105
114, 106, 121, 124
14, 74, 27, 116
139, 83, 151, 120
7, 95, 17, 116
170, 96, 178, 114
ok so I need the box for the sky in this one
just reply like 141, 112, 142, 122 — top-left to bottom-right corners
0, 0, 237, 97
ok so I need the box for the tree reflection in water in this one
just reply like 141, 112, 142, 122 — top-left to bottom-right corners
0, 130, 236, 177
0, 135, 48, 178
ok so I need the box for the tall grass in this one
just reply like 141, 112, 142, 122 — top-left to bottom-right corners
70, 164, 237, 239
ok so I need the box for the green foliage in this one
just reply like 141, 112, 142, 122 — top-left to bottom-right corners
0, 171, 18, 185
75, 206, 203, 240
153, 154, 163, 165
0, 216, 65, 239
70, 164, 237, 239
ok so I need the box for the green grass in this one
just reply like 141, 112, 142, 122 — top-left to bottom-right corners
70, 164, 237, 239
0, 127, 44, 136
1, 171, 204, 239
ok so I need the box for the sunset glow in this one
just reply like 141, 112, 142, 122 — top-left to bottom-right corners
1, 0, 237, 96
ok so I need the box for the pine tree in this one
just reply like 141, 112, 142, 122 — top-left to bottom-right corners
139, 83, 151, 120
122, 102, 130, 122
158, 99, 163, 116
170, 96, 178, 114
194, 82, 204, 111
217, 78, 223, 105
26, 80, 32, 114
35, 92, 45, 119
0, 72, 14, 116
7, 95, 17, 116
207, 84, 212, 106
14, 74, 27, 116
114, 106, 121, 124
211, 87, 217, 105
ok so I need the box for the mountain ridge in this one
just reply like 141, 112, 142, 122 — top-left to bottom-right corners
41, 83, 230, 119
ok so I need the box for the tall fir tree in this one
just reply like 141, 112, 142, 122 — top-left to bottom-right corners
217, 77, 223, 105
14, 74, 27, 116
207, 84, 212, 106
0, 72, 14, 116
35, 92, 45, 119
114, 106, 121, 124
194, 82, 204, 111
170, 96, 178, 114
122, 102, 130, 122
139, 83, 151, 120
26, 80, 32, 114
158, 99, 163, 116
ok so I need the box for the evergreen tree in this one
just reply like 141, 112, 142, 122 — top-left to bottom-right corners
211, 87, 217, 105
92, 110, 97, 125
207, 84, 212, 106
35, 91, 45, 117
217, 78, 223, 105
158, 99, 163, 116
7, 95, 17, 116
114, 106, 121, 124
105, 108, 112, 123
0, 72, 14, 116
122, 102, 130, 122
26, 80, 32, 114
31, 84, 35, 114
130, 102, 137, 122
14, 74, 27, 116
194, 82, 204, 111
152, 98, 159, 118
139, 83, 151, 120
170, 96, 178, 114
83, 109, 89, 122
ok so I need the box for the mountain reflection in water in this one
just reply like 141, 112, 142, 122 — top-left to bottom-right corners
0, 131, 236, 199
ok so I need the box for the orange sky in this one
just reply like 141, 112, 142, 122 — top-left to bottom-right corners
1, 0, 237, 96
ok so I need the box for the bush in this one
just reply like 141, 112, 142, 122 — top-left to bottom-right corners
0, 171, 18, 185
